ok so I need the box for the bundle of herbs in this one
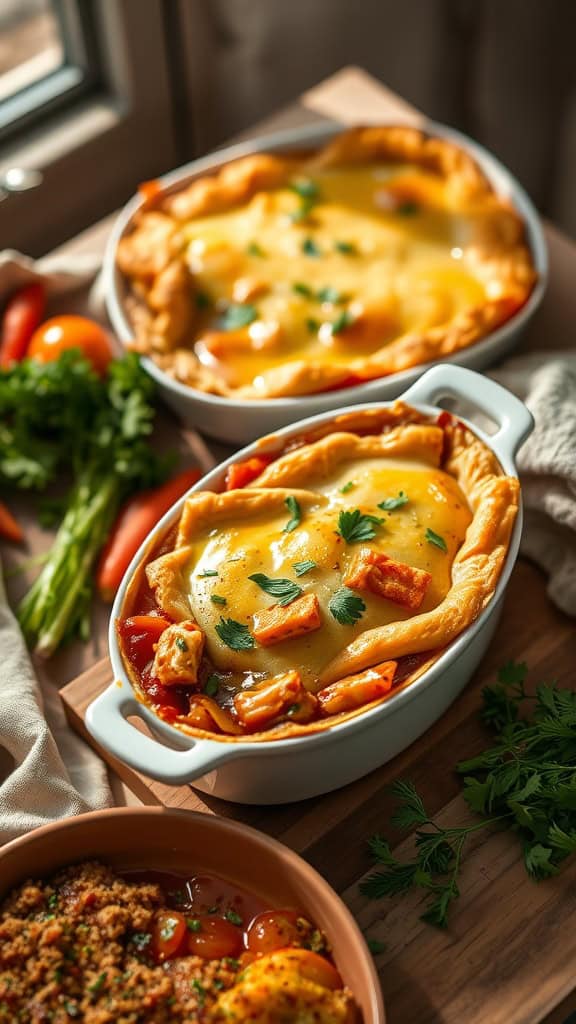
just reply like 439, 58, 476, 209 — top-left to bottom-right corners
0, 351, 168, 656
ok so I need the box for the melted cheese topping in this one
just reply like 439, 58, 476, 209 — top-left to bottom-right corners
183, 164, 486, 390
186, 457, 472, 688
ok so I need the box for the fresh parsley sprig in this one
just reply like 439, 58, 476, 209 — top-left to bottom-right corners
248, 573, 302, 607
362, 662, 576, 928
329, 587, 366, 625
337, 508, 383, 544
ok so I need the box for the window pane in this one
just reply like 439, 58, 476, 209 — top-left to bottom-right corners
0, 0, 64, 103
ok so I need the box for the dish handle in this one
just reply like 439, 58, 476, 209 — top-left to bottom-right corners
400, 364, 534, 462
86, 682, 241, 786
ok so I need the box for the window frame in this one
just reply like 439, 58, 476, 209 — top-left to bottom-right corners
0, 0, 179, 256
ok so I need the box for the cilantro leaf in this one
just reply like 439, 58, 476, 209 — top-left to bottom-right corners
215, 617, 255, 650
378, 491, 409, 511
292, 560, 317, 576
283, 495, 301, 532
337, 508, 383, 544
425, 527, 448, 553
248, 573, 303, 607
329, 587, 366, 625
220, 303, 257, 331
203, 674, 220, 697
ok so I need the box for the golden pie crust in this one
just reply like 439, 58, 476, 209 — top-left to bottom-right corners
119, 404, 519, 741
116, 126, 536, 400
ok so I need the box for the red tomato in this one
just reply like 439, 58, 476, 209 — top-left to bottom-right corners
28, 315, 113, 374
151, 910, 187, 962
225, 455, 273, 491
0, 282, 45, 367
187, 916, 243, 960
117, 615, 171, 671
246, 910, 302, 955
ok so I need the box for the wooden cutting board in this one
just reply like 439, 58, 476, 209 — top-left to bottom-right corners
61, 557, 576, 1024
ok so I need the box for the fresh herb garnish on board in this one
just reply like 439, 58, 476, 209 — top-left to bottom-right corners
425, 527, 448, 553
329, 587, 366, 626
378, 491, 409, 511
283, 495, 302, 532
220, 303, 257, 331
337, 508, 384, 544
215, 617, 255, 651
248, 573, 303, 607
292, 559, 317, 576
362, 661, 576, 928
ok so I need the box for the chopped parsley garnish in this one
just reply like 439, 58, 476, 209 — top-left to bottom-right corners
210, 594, 227, 606
367, 938, 386, 955
160, 917, 179, 941
88, 972, 106, 994
246, 241, 265, 257
334, 239, 357, 254
248, 573, 303, 606
198, 569, 218, 578
293, 281, 314, 299
131, 932, 152, 951
337, 508, 384, 544
224, 957, 240, 970
64, 1002, 80, 1018
221, 303, 257, 331
289, 197, 316, 223
195, 290, 211, 309
329, 587, 366, 625
330, 309, 355, 334
187, 918, 202, 932
378, 491, 409, 511
192, 979, 206, 1004
283, 495, 302, 532
306, 317, 320, 334
47, 892, 58, 909
204, 674, 220, 697
425, 527, 448, 553
397, 200, 419, 216
225, 909, 243, 926
340, 481, 355, 494
290, 177, 320, 200
175, 636, 188, 652
292, 559, 317, 576
302, 237, 321, 257
215, 617, 255, 650
317, 285, 346, 305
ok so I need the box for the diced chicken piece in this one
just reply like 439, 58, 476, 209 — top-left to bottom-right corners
151, 621, 204, 687
317, 661, 397, 716
233, 670, 318, 731
252, 593, 321, 646
344, 548, 431, 610
116, 212, 178, 279
184, 696, 243, 735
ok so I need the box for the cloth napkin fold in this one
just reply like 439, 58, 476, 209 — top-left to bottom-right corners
0, 248, 574, 847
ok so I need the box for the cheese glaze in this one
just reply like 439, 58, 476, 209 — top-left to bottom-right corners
186, 457, 472, 688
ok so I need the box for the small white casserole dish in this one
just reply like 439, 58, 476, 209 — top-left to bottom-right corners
86, 364, 533, 804
103, 121, 547, 444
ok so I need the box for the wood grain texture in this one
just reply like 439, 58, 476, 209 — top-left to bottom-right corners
61, 558, 576, 1024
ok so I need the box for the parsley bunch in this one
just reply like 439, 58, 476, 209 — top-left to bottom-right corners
0, 352, 167, 656
362, 661, 576, 927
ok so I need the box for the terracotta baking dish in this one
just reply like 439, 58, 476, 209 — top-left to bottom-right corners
0, 806, 384, 1023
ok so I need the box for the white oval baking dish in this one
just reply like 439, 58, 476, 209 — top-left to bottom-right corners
86, 364, 533, 804
103, 121, 548, 445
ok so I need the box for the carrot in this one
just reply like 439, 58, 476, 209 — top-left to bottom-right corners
97, 467, 201, 601
225, 455, 273, 490
0, 282, 46, 367
0, 499, 23, 543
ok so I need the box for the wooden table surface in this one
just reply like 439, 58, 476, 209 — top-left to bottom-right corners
5, 68, 576, 1023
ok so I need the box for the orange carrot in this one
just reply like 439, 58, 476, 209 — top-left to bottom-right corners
0, 499, 23, 543
97, 468, 201, 601
225, 455, 273, 490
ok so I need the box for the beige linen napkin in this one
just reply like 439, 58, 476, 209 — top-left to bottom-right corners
492, 352, 576, 616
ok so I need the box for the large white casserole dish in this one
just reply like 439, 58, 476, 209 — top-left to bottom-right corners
103, 121, 547, 444
86, 365, 533, 804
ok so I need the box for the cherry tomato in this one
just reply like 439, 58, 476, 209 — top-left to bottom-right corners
0, 282, 45, 367
246, 910, 302, 955
274, 948, 343, 990
28, 315, 113, 374
151, 910, 187, 962
187, 916, 243, 959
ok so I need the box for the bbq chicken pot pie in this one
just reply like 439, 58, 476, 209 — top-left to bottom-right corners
117, 125, 537, 399
118, 404, 519, 740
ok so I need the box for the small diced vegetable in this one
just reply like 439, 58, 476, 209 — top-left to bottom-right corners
344, 548, 431, 610
233, 670, 317, 730
224, 455, 273, 491
317, 661, 397, 716
252, 593, 321, 646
